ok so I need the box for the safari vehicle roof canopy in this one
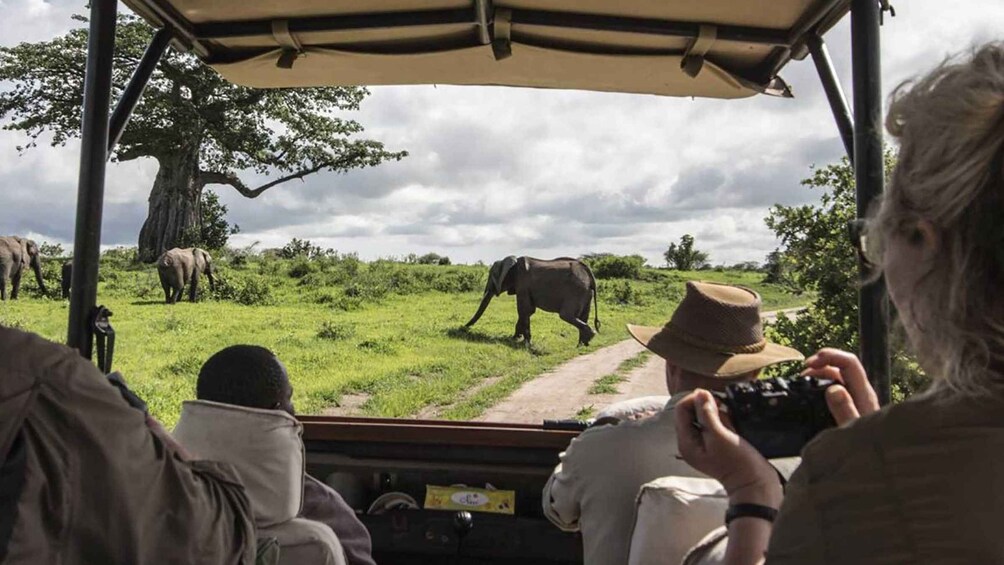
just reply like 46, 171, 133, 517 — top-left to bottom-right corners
68, 0, 892, 402
120, 0, 850, 98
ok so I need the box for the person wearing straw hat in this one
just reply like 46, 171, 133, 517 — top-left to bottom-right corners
542, 281, 803, 565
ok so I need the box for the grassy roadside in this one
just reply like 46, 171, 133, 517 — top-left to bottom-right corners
0, 262, 809, 427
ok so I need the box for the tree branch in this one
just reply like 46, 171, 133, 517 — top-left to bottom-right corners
199, 163, 333, 199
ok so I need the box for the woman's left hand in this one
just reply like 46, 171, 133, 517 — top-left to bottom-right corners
675, 389, 782, 506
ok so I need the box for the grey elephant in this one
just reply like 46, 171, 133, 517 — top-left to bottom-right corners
61, 261, 73, 299
466, 256, 600, 345
0, 236, 49, 300
157, 247, 216, 304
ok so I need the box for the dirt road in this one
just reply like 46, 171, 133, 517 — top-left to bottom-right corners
476, 308, 803, 424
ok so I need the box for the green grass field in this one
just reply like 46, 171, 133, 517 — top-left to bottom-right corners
0, 255, 809, 427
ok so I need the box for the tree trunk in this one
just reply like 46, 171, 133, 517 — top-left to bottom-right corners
137, 143, 203, 263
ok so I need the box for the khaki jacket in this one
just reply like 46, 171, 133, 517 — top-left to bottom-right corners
768, 390, 1004, 564
0, 327, 257, 565
543, 395, 706, 565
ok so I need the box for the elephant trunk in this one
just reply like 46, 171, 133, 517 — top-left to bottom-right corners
465, 291, 494, 327
31, 257, 48, 295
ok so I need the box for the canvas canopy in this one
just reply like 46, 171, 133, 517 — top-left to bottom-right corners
122, 0, 850, 98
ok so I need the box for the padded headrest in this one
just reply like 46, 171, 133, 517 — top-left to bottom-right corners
173, 400, 305, 527
628, 476, 727, 565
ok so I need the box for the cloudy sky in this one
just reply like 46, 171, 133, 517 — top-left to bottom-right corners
2, 1, 1002, 266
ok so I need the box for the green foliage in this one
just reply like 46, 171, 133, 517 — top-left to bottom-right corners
317, 320, 356, 341
664, 234, 710, 270
415, 253, 451, 265
280, 238, 324, 260
176, 190, 239, 251
38, 242, 64, 258
765, 155, 926, 400
582, 254, 646, 280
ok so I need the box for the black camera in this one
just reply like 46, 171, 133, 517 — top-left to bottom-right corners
714, 376, 837, 459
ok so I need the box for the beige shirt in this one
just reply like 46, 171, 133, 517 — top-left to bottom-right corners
767, 390, 1004, 564
543, 394, 706, 565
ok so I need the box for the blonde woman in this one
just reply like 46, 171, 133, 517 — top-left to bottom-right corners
676, 42, 1004, 564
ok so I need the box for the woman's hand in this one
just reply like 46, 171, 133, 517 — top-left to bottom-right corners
802, 348, 880, 426
675, 390, 782, 507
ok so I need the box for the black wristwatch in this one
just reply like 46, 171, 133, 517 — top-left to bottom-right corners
725, 503, 778, 526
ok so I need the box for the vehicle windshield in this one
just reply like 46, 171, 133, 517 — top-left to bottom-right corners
0, 1, 986, 427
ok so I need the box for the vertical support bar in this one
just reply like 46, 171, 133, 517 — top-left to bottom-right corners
108, 27, 173, 156
851, 0, 890, 404
68, 0, 118, 357
808, 34, 855, 163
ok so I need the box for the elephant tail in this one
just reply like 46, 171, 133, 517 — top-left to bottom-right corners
583, 262, 600, 332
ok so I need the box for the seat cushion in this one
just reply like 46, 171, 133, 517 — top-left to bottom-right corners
628, 476, 727, 565
173, 400, 305, 527
258, 518, 347, 565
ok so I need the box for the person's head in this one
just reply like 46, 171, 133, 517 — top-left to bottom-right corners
871, 42, 1004, 396
628, 281, 803, 394
197, 345, 295, 415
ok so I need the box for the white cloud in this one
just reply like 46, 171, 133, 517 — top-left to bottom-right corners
2, 0, 1003, 267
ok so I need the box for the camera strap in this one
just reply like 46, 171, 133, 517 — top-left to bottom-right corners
91, 305, 115, 375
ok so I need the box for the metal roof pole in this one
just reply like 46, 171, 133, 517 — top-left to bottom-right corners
808, 34, 854, 163
108, 27, 173, 156
68, 0, 118, 357
851, 0, 890, 404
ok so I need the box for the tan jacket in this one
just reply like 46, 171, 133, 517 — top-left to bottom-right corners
0, 327, 257, 565
768, 391, 1004, 564
543, 395, 706, 565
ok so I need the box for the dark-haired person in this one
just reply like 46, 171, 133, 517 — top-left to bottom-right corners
195, 345, 377, 565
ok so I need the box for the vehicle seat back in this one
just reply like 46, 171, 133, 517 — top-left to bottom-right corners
627, 476, 727, 565
174, 400, 346, 564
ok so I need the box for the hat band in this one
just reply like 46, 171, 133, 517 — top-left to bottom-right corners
664, 323, 767, 354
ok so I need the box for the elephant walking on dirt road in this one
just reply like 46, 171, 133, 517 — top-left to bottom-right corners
466, 256, 599, 346
0, 236, 49, 300
157, 247, 216, 304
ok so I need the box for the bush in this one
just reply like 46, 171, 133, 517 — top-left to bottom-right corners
416, 252, 451, 265
584, 254, 646, 280
212, 274, 274, 306
317, 320, 356, 341
280, 238, 323, 260
288, 258, 315, 279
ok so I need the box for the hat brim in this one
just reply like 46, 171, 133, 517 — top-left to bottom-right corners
627, 324, 804, 377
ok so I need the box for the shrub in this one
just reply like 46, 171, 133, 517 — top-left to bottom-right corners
280, 238, 323, 259
416, 252, 450, 265
584, 254, 646, 280
317, 320, 356, 341
288, 258, 315, 279
212, 273, 274, 306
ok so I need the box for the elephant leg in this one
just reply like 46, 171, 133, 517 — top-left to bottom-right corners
10, 270, 21, 300
0, 275, 6, 301
189, 272, 199, 302
516, 299, 536, 343
560, 305, 595, 346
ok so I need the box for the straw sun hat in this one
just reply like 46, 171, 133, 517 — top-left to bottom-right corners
627, 281, 803, 377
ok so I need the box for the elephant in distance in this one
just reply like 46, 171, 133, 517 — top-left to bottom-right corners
466, 256, 600, 345
157, 247, 216, 304
0, 236, 49, 300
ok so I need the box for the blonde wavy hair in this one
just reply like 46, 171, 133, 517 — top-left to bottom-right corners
874, 42, 1004, 397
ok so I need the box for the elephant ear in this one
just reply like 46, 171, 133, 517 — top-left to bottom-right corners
491, 256, 518, 296
17, 238, 29, 267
